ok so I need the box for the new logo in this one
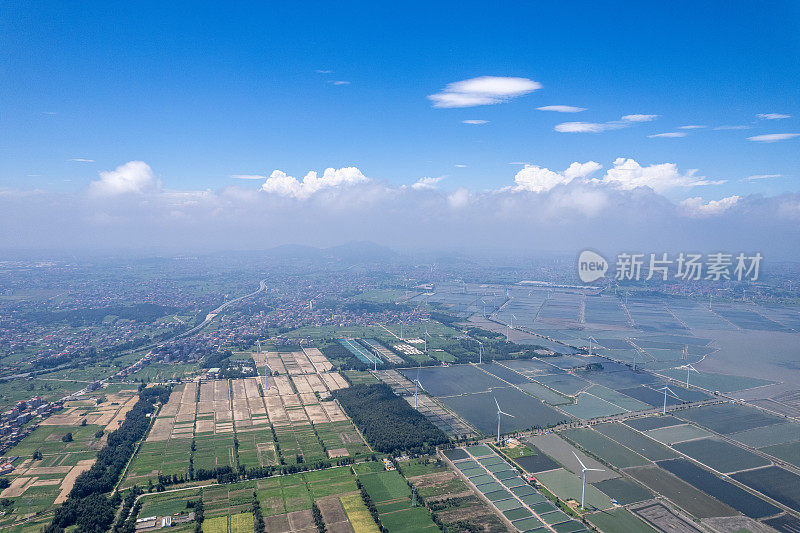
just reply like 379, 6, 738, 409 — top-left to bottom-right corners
578, 250, 608, 283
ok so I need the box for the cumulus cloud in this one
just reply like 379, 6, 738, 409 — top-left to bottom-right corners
89, 161, 160, 197
514, 161, 602, 193
648, 132, 687, 138
260, 167, 369, 199
757, 113, 791, 120
680, 195, 740, 216
601, 158, 723, 192
537, 105, 586, 113
447, 187, 470, 208
556, 114, 658, 133
412, 176, 444, 190
428, 76, 541, 108
462, 119, 489, 125
748, 133, 800, 143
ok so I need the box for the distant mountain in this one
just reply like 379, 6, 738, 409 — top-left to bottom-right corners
324, 241, 397, 262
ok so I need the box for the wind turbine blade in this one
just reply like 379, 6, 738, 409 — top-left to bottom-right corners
586, 468, 605, 472
494, 397, 500, 411
499, 411, 515, 418
572, 451, 587, 471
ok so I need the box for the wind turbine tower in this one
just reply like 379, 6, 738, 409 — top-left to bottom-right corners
573, 452, 604, 509
683, 363, 698, 387
657, 385, 682, 414
494, 397, 515, 444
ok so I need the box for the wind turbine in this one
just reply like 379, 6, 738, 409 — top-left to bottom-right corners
657, 385, 682, 414
573, 452, 604, 509
413, 369, 426, 408
682, 363, 699, 387
494, 397, 515, 444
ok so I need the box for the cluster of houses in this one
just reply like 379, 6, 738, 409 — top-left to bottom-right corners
0, 396, 63, 455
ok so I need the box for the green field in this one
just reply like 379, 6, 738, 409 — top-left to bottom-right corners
561, 428, 650, 468
536, 468, 613, 511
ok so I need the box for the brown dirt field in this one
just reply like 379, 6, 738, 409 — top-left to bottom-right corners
322, 402, 347, 422
160, 390, 183, 418
24, 465, 73, 475
54, 459, 95, 504
103, 395, 139, 431
265, 514, 291, 532
282, 394, 301, 408
328, 448, 349, 458
195, 419, 215, 433
197, 401, 214, 414
146, 416, 174, 442
0, 476, 36, 498
40, 411, 83, 426
305, 374, 327, 393
199, 381, 215, 402
266, 352, 286, 374
215, 408, 233, 422
317, 496, 354, 533
287, 408, 309, 423
288, 509, 317, 532
305, 405, 329, 424
300, 393, 318, 405
274, 376, 295, 396
292, 375, 313, 395
32, 478, 61, 487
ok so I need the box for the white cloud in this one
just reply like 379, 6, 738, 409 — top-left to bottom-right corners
757, 113, 791, 120
748, 133, 800, 143
601, 158, 723, 192
462, 119, 489, 125
648, 132, 687, 138
514, 161, 601, 193
714, 125, 750, 130
89, 161, 160, 196
447, 187, 470, 208
315, 69, 332, 74
412, 176, 444, 190
508, 161, 527, 165
331, 80, 350, 85
454, 164, 467, 168
428, 76, 541, 108
70, 158, 95, 162
743, 174, 782, 181
680, 195, 740, 216
555, 114, 658, 133
260, 167, 369, 199
555, 122, 606, 133
679, 125, 706, 129
537, 105, 586, 113
231, 174, 267, 180
620, 114, 659, 122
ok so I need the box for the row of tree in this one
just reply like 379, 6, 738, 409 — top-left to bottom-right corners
45, 385, 172, 533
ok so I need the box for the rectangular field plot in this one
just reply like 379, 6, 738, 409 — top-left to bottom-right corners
731, 466, 800, 511
626, 465, 738, 519
559, 393, 627, 419
761, 440, 800, 468
560, 428, 650, 468
193, 434, 237, 471
624, 415, 683, 431
439, 387, 570, 435
525, 433, 618, 482
593, 423, 678, 461
584, 384, 653, 412
592, 477, 652, 505
729, 421, 800, 448
676, 402, 785, 434
536, 468, 613, 511
516, 381, 572, 405
672, 438, 770, 473
656, 459, 780, 519
314, 421, 370, 458
403, 364, 506, 397
587, 507, 658, 533
644, 424, 714, 445
533, 373, 589, 396
656, 368, 773, 393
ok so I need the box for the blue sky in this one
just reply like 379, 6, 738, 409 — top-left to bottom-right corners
1, 2, 799, 253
